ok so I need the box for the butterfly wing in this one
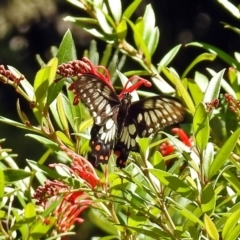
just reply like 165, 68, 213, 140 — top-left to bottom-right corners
114, 96, 185, 168
72, 73, 120, 125
72, 74, 120, 166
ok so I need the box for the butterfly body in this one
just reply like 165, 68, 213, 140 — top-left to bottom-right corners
70, 73, 185, 168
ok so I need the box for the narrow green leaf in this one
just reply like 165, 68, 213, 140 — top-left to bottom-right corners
194, 71, 209, 92
25, 134, 59, 152
34, 66, 50, 105
193, 103, 210, 153
3, 169, 31, 182
187, 42, 240, 70
124, 17, 151, 63
225, 224, 240, 240
169, 70, 195, 115
56, 94, 69, 131
152, 151, 165, 170
203, 142, 214, 180
187, 79, 203, 106
142, 4, 156, 43
56, 131, 74, 150
201, 183, 215, 214
149, 169, 195, 199
122, 0, 142, 19
217, 0, 240, 18
108, 0, 122, 23
204, 214, 219, 240
158, 45, 182, 71
8, 66, 35, 100
95, 8, 113, 34
182, 53, 216, 79
209, 128, 240, 179
222, 169, 240, 193
203, 69, 225, 104
47, 57, 58, 85
146, 27, 159, 56
0, 169, 4, 200
222, 208, 240, 239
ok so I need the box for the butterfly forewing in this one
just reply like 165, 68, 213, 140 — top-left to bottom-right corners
72, 74, 120, 125
73, 74, 120, 165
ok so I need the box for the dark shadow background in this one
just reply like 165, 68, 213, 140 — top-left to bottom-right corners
0, 0, 239, 238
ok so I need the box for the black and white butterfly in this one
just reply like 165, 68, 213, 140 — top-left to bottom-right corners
70, 73, 185, 168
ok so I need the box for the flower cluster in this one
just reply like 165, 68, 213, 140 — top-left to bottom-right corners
0, 65, 24, 85
224, 93, 240, 117
205, 99, 219, 113
159, 128, 192, 157
33, 146, 100, 233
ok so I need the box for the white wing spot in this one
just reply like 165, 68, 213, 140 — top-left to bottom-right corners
95, 96, 103, 105
98, 99, 107, 111
105, 119, 114, 129
96, 116, 102, 124
137, 113, 143, 123
92, 92, 99, 99
128, 124, 136, 135
144, 112, 151, 126
105, 104, 111, 115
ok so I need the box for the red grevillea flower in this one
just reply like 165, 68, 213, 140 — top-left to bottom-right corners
33, 146, 100, 233
159, 128, 192, 156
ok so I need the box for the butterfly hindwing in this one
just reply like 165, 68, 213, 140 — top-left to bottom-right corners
114, 95, 185, 167
129, 96, 185, 137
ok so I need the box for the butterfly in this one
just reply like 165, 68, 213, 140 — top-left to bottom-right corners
69, 73, 185, 168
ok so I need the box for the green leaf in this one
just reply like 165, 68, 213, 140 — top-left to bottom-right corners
222, 169, 240, 193
56, 29, 76, 64
209, 128, 240, 179
56, 94, 69, 131
169, 70, 195, 115
187, 79, 203, 106
217, 0, 240, 18
204, 214, 219, 240
47, 57, 58, 85
182, 53, 216, 79
30, 217, 55, 239
124, 17, 151, 64
25, 134, 59, 152
187, 42, 240, 70
122, 0, 142, 19
222, 208, 240, 239
24, 203, 36, 223
158, 45, 182, 72
146, 27, 159, 56
95, 8, 113, 34
3, 169, 31, 182
149, 169, 195, 199
194, 71, 209, 93
108, 0, 122, 23
203, 142, 214, 180
201, 183, 215, 214
203, 69, 225, 104
8, 66, 35, 100
193, 103, 210, 153
0, 169, 5, 200
56, 131, 74, 150
225, 224, 240, 240
34, 66, 50, 107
